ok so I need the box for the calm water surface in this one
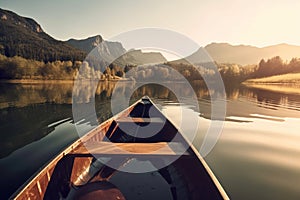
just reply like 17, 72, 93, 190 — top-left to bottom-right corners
0, 82, 300, 199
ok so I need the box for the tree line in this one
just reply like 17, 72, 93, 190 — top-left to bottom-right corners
218, 56, 300, 84
1, 53, 300, 83
253, 56, 300, 78
0, 54, 81, 80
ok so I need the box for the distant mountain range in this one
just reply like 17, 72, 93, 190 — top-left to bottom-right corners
204, 43, 300, 65
66, 35, 166, 65
66, 35, 126, 57
1, 8, 300, 66
0, 8, 166, 65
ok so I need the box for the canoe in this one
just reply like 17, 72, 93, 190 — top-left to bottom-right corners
11, 96, 229, 200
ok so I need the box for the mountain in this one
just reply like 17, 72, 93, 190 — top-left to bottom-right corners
66, 35, 127, 62
0, 8, 86, 62
204, 43, 300, 65
67, 36, 167, 66
118, 49, 167, 65
67, 35, 104, 53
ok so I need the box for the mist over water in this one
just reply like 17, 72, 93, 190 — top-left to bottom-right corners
0, 82, 300, 199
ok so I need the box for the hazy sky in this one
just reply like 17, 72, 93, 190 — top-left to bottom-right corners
1, 0, 300, 47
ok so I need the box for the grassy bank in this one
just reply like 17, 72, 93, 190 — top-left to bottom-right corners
243, 73, 300, 95
244, 73, 300, 84
243, 83, 300, 95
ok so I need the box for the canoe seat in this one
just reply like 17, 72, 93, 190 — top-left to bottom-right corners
105, 117, 176, 143
116, 117, 164, 123
71, 142, 189, 156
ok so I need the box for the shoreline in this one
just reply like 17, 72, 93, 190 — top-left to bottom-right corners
0, 79, 193, 84
244, 73, 300, 86
243, 82, 300, 95
0, 79, 75, 84
243, 81, 300, 86
0, 79, 133, 84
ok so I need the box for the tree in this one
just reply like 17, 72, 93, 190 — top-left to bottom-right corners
255, 56, 284, 78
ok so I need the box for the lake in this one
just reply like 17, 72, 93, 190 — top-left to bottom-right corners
0, 81, 300, 199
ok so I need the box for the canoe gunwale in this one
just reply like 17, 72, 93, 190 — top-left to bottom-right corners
145, 97, 229, 200
10, 98, 140, 199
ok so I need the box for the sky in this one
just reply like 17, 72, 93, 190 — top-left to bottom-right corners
1, 0, 300, 48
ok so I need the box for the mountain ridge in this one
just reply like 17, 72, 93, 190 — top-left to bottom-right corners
204, 42, 300, 65
66, 35, 167, 66
0, 8, 86, 62
1, 8, 300, 66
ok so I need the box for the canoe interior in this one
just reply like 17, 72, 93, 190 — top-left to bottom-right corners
12, 97, 228, 200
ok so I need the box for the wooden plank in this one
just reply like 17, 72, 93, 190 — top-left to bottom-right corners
116, 117, 164, 123
71, 142, 189, 156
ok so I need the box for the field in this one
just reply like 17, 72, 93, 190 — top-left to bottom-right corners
245, 73, 300, 84
243, 73, 300, 94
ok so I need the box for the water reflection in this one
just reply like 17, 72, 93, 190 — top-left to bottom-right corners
1, 82, 299, 112
1, 81, 300, 199
0, 83, 74, 108
0, 104, 72, 158
1, 82, 300, 158
231, 85, 300, 112
206, 115, 300, 200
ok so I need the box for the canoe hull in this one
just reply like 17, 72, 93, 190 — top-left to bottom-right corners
11, 97, 229, 200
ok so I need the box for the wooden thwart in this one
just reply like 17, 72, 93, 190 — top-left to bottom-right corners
116, 117, 164, 123
72, 141, 189, 156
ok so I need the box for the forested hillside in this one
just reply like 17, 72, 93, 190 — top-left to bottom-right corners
0, 8, 86, 62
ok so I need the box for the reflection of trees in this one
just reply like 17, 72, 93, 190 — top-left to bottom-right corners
224, 86, 240, 100
5, 81, 300, 159
0, 80, 231, 109
0, 82, 118, 108
6, 81, 293, 112
96, 81, 118, 98
0, 104, 72, 158
131, 84, 177, 100
240, 86, 281, 106
253, 88, 300, 110
239, 85, 300, 110
0, 83, 74, 109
